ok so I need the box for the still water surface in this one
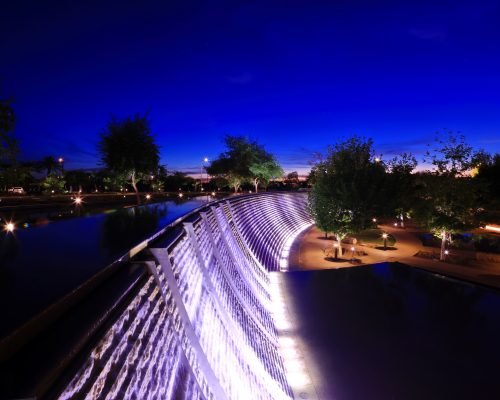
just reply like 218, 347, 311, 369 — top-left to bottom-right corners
0, 198, 206, 337
284, 263, 500, 400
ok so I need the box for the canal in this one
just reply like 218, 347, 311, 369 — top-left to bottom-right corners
0, 197, 207, 339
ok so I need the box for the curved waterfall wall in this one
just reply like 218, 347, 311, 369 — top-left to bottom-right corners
59, 193, 312, 400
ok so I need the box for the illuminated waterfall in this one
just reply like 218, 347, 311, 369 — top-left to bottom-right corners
59, 193, 313, 400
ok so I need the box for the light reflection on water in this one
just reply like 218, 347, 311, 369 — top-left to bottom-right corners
0, 198, 206, 338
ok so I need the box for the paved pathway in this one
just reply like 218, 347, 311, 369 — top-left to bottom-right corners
289, 224, 500, 289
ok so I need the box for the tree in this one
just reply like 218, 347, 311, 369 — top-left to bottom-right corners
414, 131, 482, 260
249, 159, 283, 192
474, 152, 500, 209
38, 156, 60, 177
98, 113, 160, 203
386, 152, 418, 227
42, 174, 66, 194
207, 135, 282, 193
308, 136, 386, 252
162, 171, 196, 192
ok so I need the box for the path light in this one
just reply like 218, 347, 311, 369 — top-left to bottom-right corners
211, 192, 216, 196
382, 233, 388, 250
179, 193, 183, 198
372, 218, 377, 223
5, 222, 15, 232
74, 197, 82, 205
444, 249, 449, 259
394, 222, 398, 227
146, 194, 151, 200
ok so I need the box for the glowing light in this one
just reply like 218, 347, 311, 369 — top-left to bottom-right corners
211, 192, 216, 196
146, 194, 151, 200
351, 246, 355, 251
375, 157, 381, 162
382, 233, 388, 239
334, 243, 338, 248
394, 222, 398, 227
61, 193, 314, 399
5, 222, 15, 232
203, 157, 209, 163
485, 225, 500, 233
372, 218, 377, 223
444, 250, 449, 255
58, 157, 64, 163
74, 197, 82, 205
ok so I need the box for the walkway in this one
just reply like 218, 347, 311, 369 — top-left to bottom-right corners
288, 224, 500, 289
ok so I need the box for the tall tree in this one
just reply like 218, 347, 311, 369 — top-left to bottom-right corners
98, 113, 160, 203
386, 152, 418, 227
308, 136, 386, 250
414, 131, 481, 260
38, 156, 59, 177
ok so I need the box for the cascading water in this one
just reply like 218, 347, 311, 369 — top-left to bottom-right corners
59, 193, 313, 399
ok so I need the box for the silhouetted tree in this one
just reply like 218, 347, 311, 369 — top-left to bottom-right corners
207, 135, 282, 193
98, 113, 159, 203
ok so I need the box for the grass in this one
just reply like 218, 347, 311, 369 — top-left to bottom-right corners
354, 228, 396, 247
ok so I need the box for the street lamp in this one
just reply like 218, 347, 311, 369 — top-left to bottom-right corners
382, 233, 388, 250
200, 157, 209, 192
58, 157, 64, 176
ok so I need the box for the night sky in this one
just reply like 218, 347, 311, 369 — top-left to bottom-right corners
1, 0, 500, 175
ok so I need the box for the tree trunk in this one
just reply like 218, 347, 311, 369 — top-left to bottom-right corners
440, 230, 447, 261
254, 179, 259, 193
336, 234, 342, 258
131, 171, 141, 205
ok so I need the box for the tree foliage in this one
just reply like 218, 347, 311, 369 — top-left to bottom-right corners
207, 135, 282, 192
98, 113, 159, 202
308, 136, 386, 242
414, 132, 482, 260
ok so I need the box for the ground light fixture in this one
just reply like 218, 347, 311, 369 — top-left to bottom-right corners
178, 193, 183, 198
146, 194, 151, 200
74, 197, 82, 205
4, 222, 15, 232
382, 233, 388, 250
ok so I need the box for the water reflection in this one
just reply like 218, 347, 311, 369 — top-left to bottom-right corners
100, 204, 168, 253
285, 263, 500, 400
0, 198, 205, 339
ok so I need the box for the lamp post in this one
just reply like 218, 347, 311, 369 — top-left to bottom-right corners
201, 157, 209, 192
382, 233, 388, 250
333, 242, 339, 260
58, 157, 64, 176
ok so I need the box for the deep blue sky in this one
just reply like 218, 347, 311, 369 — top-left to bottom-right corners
1, 0, 500, 175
